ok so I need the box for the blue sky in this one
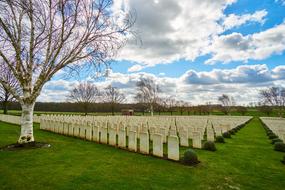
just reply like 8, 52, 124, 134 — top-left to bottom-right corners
41, 0, 285, 105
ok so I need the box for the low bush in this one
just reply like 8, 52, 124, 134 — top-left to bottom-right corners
203, 141, 217, 151
229, 130, 235, 135
268, 134, 278, 139
274, 142, 285, 152
223, 132, 231, 138
271, 138, 283, 144
282, 155, 285, 165
215, 136, 225, 143
183, 149, 199, 166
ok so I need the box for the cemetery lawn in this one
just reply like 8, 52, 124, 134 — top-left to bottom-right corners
0, 118, 285, 190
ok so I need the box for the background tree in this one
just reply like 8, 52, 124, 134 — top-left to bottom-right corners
218, 94, 235, 115
103, 85, 125, 115
236, 106, 247, 116
0, 0, 133, 143
68, 83, 100, 116
176, 100, 187, 115
257, 104, 273, 116
135, 78, 160, 116
260, 87, 285, 117
165, 96, 176, 115
155, 97, 167, 115
0, 67, 19, 114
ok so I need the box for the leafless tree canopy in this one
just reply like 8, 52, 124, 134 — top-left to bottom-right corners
104, 85, 125, 104
103, 84, 125, 115
68, 82, 100, 115
218, 94, 235, 115
260, 87, 285, 116
135, 77, 161, 115
0, 65, 20, 114
0, 0, 134, 104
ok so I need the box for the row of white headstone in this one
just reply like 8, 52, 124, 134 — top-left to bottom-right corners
40, 118, 181, 160
39, 115, 252, 161
0, 114, 21, 125
260, 117, 285, 142
0, 114, 41, 124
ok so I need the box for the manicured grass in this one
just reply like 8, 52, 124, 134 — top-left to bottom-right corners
0, 118, 284, 190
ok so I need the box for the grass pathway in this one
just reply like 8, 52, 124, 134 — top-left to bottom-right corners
0, 118, 284, 190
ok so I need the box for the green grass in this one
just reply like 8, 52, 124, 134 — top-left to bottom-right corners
0, 118, 284, 190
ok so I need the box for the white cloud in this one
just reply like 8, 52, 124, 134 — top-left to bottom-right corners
114, 0, 239, 71
275, 0, 285, 5
222, 10, 267, 30
38, 65, 285, 105
110, 0, 280, 71
206, 22, 285, 64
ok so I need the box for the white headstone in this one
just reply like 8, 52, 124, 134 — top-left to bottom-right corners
100, 126, 108, 144
179, 130, 189, 147
152, 133, 163, 157
108, 127, 117, 146
128, 130, 137, 152
92, 125, 100, 142
192, 131, 202, 149
167, 135, 179, 161
207, 128, 215, 141
160, 127, 167, 143
139, 132, 149, 154
118, 128, 126, 148
86, 122, 92, 141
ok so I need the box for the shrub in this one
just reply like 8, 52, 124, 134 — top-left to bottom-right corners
268, 134, 278, 139
282, 155, 285, 165
203, 141, 217, 151
271, 138, 283, 144
183, 149, 199, 165
274, 142, 285, 152
215, 136, 225, 143
229, 130, 235, 135
223, 132, 231, 138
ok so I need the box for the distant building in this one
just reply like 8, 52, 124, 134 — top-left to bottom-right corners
121, 109, 134, 116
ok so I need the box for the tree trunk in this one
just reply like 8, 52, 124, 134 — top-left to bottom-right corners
3, 101, 8, 114
150, 104, 154, 116
111, 104, 115, 116
18, 102, 35, 144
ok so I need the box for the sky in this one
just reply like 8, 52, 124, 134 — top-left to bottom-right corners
38, 0, 285, 105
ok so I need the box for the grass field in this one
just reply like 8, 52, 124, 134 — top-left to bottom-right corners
0, 118, 285, 190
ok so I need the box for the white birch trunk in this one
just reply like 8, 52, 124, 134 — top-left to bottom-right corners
151, 104, 154, 117
18, 102, 35, 144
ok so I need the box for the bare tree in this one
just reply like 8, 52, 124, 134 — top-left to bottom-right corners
165, 96, 177, 116
68, 82, 100, 115
257, 104, 273, 116
176, 100, 187, 115
218, 94, 235, 115
236, 106, 247, 116
0, 0, 134, 143
104, 85, 125, 115
0, 67, 19, 114
260, 87, 285, 117
155, 97, 167, 115
135, 78, 160, 116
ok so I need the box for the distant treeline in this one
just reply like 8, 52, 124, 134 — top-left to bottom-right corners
3, 102, 145, 113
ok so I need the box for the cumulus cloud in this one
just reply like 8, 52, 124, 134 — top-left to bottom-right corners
110, 0, 281, 71
114, 0, 239, 71
222, 10, 267, 30
275, 0, 285, 5
38, 64, 285, 105
206, 22, 285, 64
